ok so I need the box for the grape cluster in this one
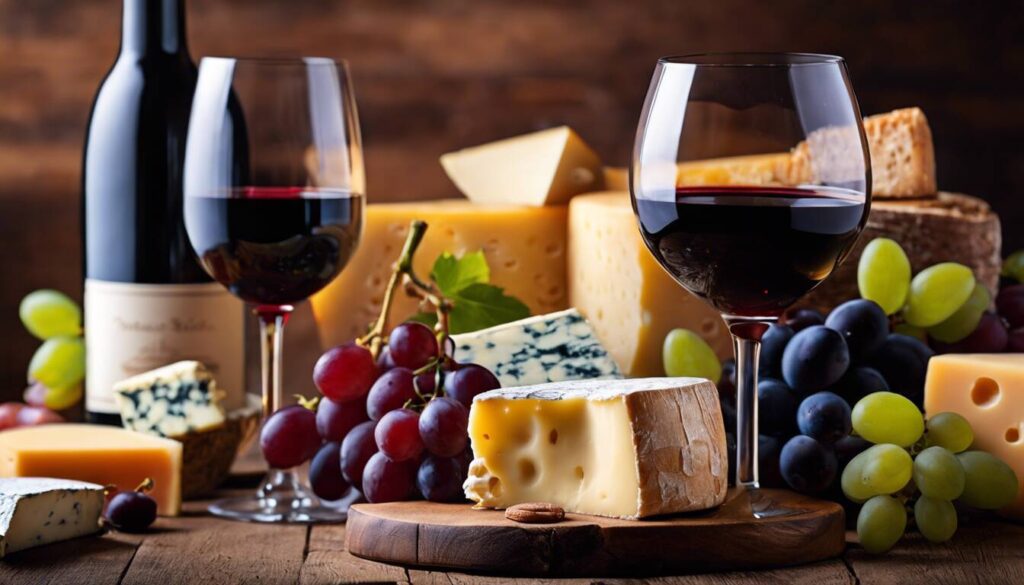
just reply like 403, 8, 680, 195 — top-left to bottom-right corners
259, 321, 499, 504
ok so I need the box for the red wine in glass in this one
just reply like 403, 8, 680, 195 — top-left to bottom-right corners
186, 187, 363, 307
635, 186, 867, 317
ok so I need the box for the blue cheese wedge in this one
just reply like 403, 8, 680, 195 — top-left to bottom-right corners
451, 309, 622, 387
0, 478, 104, 558
114, 361, 225, 438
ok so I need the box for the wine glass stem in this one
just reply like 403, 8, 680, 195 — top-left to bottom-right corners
255, 305, 293, 419
732, 334, 761, 488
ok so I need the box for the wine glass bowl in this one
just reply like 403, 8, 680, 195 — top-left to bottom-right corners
631, 53, 871, 487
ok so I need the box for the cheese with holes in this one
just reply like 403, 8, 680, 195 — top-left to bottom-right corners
568, 192, 730, 375
311, 201, 568, 347
440, 127, 603, 206
463, 378, 727, 519
0, 425, 182, 516
923, 354, 1024, 519
451, 309, 621, 387
114, 361, 225, 438
0, 478, 104, 558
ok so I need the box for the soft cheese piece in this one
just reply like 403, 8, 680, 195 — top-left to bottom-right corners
923, 354, 1024, 519
451, 309, 621, 387
311, 200, 568, 347
568, 192, 731, 375
0, 425, 183, 516
114, 360, 226, 438
0, 478, 104, 558
464, 378, 728, 519
440, 126, 603, 206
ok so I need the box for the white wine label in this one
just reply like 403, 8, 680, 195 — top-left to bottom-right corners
84, 279, 246, 415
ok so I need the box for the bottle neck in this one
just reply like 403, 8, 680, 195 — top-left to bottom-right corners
121, 0, 189, 57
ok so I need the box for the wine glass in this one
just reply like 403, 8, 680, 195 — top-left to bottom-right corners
184, 57, 365, 523
630, 53, 870, 488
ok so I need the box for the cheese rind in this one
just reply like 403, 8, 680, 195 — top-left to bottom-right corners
0, 425, 183, 516
923, 354, 1024, 519
450, 309, 621, 387
464, 378, 728, 519
0, 478, 104, 558
114, 360, 226, 438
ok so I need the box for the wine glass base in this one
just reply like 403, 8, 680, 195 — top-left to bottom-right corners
208, 468, 347, 524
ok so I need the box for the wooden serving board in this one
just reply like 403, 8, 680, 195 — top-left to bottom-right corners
346, 488, 845, 577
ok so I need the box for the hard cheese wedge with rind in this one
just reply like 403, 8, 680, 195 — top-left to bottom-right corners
0, 478, 104, 558
464, 377, 727, 519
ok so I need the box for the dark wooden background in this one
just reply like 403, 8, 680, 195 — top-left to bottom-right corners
1, 0, 1022, 400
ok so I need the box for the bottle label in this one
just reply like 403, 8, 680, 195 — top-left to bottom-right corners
84, 279, 246, 415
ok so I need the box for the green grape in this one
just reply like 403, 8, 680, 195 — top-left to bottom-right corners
1002, 249, 1024, 283
852, 392, 924, 447
893, 322, 927, 343
857, 495, 907, 554
44, 383, 83, 411
858, 238, 912, 315
662, 328, 721, 383
913, 446, 965, 500
19, 290, 81, 340
902, 263, 975, 327
927, 283, 990, 343
27, 336, 85, 391
925, 412, 974, 453
958, 451, 1019, 510
914, 496, 957, 543
842, 444, 913, 499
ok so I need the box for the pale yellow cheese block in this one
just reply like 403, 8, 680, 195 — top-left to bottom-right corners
0, 424, 183, 516
568, 192, 730, 376
923, 354, 1024, 520
440, 126, 604, 206
310, 200, 569, 347
602, 153, 790, 192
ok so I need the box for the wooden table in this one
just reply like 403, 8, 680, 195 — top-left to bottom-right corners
3, 483, 1022, 585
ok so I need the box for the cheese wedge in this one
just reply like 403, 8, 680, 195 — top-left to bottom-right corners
440, 126, 603, 206
463, 378, 728, 519
0, 425, 183, 516
114, 360, 226, 438
0, 478, 104, 558
923, 354, 1024, 519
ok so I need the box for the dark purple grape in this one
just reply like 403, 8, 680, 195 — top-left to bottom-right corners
796, 391, 851, 444
366, 367, 417, 420
362, 452, 416, 503
757, 377, 799, 438
996, 284, 1024, 328
375, 408, 424, 461
834, 435, 871, 469
444, 364, 500, 408
260, 405, 321, 469
720, 398, 737, 434
417, 455, 466, 502
824, 299, 889, 362
389, 322, 439, 369
340, 420, 378, 491
932, 312, 1009, 354
782, 307, 825, 332
1009, 327, 1024, 352
867, 333, 934, 404
376, 346, 396, 371
758, 324, 794, 379
414, 370, 438, 396
309, 441, 350, 501
758, 434, 784, 488
725, 432, 736, 486
718, 358, 737, 405
313, 343, 379, 402
779, 435, 837, 495
831, 366, 889, 405
316, 396, 368, 442
782, 326, 850, 395
419, 397, 469, 457
105, 490, 157, 533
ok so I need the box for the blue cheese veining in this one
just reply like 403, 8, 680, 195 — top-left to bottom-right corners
114, 360, 226, 438
0, 478, 105, 558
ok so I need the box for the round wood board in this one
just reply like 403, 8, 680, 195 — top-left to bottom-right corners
346, 488, 845, 577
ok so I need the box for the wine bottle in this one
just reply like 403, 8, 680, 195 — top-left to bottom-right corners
82, 0, 245, 424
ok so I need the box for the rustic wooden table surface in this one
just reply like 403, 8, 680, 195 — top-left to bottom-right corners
2, 481, 1022, 585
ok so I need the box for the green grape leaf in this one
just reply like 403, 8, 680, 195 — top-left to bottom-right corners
446, 283, 530, 335
430, 251, 490, 296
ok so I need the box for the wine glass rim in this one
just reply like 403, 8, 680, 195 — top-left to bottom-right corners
200, 56, 348, 68
658, 52, 844, 67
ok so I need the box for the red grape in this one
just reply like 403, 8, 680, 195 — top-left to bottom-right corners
444, 364, 500, 408
996, 284, 1024, 328
309, 441, 350, 501
367, 367, 417, 420
105, 490, 157, 533
414, 370, 437, 396
1008, 327, 1024, 352
0, 403, 25, 430
340, 420, 378, 491
316, 395, 368, 442
417, 455, 466, 502
419, 397, 468, 457
22, 382, 47, 408
362, 452, 415, 503
260, 405, 321, 469
931, 312, 1008, 353
388, 322, 438, 369
313, 343, 379, 402
375, 408, 424, 461
16, 406, 63, 426
376, 346, 396, 371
